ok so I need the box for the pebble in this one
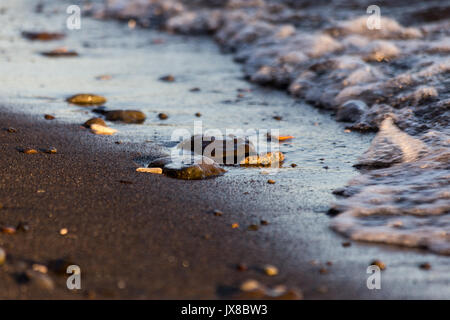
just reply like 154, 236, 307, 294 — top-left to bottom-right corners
90, 124, 117, 136
22, 31, 65, 41
195, 112, 202, 117
7, 127, 17, 133
83, 118, 106, 128
342, 241, 352, 247
32, 264, 48, 274
158, 113, 168, 120
240, 151, 285, 167
41, 48, 78, 57
231, 223, 239, 229
16, 222, 30, 232
104, 110, 146, 124
236, 263, 248, 271
248, 224, 259, 231
260, 220, 269, 225
419, 262, 431, 270
159, 75, 175, 82
273, 116, 282, 121
136, 167, 163, 174
96, 74, 112, 81
190, 88, 200, 92
264, 265, 279, 276
59, 228, 68, 236
44, 114, 55, 120
44, 147, 57, 154
23, 148, 38, 154
1, 226, 16, 234
213, 210, 223, 216
238, 280, 303, 300
291, 163, 297, 168
319, 268, 328, 274
67, 94, 107, 106
371, 260, 386, 270
267, 179, 276, 184
0, 248, 6, 265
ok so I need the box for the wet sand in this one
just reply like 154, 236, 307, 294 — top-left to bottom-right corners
1, 110, 449, 299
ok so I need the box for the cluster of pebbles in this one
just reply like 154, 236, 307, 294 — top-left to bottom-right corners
94, 0, 450, 254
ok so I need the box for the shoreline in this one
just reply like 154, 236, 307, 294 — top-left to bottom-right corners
1, 108, 449, 299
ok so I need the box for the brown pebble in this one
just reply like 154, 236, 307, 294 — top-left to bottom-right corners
264, 265, 279, 276
213, 210, 223, 216
7, 127, 17, 133
248, 224, 259, 231
190, 88, 200, 92
203, 234, 211, 240
44, 114, 55, 120
267, 179, 276, 184
371, 260, 386, 270
323, 166, 329, 169
195, 112, 202, 117
159, 75, 175, 82
158, 113, 168, 120
273, 116, 282, 121
236, 263, 248, 271
231, 223, 239, 229
291, 163, 297, 168
23, 148, 38, 154
83, 118, 106, 128
260, 220, 269, 225
0, 247, 5, 265
319, 268, 328, 274
22, 31, 65, 41
419, 262, 431, 270
44, 147, 57, 154
16, 222, 30, 232
1, 226, 16, 234
326, 261, 333, 266
342, 241, 351, 247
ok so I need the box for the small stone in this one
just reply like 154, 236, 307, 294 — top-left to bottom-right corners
370, 260, 386, 270
104, 110, 146, 124
159, 75, 175, 82
326, 261, 333, 266
319, 268, 328, 274
291, 163, 297, 168
237, 263, 248, 271
267, 179, 276, 184
23, 148, 38, 154
22, 31, 65, 41
16, 222, 30, 232
41, 48, 78, 57
195, 112, 202, 117
419, 262, 431, 270
83, 118, 106, 128
96, 74, 112, 81
240, 279, 261, 292
323, 166, 329, 169
273, 116, 282, 121
32, 264, 48, 274
264, 265, 279, 276
59, 228, 68, 236
342, 241, 351, 247
44, 114, 55, 120
248, 224, 259, 231
1, 226, 16, 234
231, 223, 239, 229
67, 94, 107, 106
190, 88, 200, 92
213, 210, 223, 216
136, 167, 163, 174
45, 147, 57, 154
240, 151, 285, 167
7, 127, 17, 133
90, 124, 117, 136
260, 220, 269, 225
0, 248, 5, 266
158, 113, 168, 120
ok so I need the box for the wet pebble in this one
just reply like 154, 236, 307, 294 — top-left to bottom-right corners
336, 100, 368, 123
148, 154, 226, 180
273, 116, 282, 121
83, 117, 106, 128
7, 127, 17, 133
104, 110, 146, 124
195, 112, 202, 117
267, 179, 276, 184
213, 209, 223, 216
136, 167, 163, 174
22, 31, 65, 41
16, 221, 30, 232
238, 279, 303, 300
260, 220, 269, 225
291, 163, 297, 168
264, 265, 279, 276
236, 263, 248, 271
371, 260, 386, 270
0, 248, 5, 266
41, 48, 78, 57
44, 147, 57, 154
240, 151, 285, 167
67, 94, 107, 106
190, 87, 200, 92
158, 113, 168, 120
23, 148, 38, 154
1, 226, 16, 234
59, 228, 68, 236
159, 74, 175, 82
248, 224, 259, 231
90, 124, 117, 136
419, 262, 431, 270
44, 114, 55, 120
342, 241, 352, 247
